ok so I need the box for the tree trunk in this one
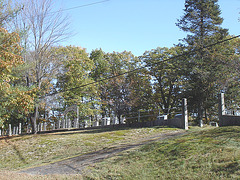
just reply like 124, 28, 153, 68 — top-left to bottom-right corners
30, 105, 39, 134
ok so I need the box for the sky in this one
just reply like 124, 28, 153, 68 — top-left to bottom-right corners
56, 0, 240, 56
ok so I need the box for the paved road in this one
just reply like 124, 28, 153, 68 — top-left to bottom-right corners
19, 131, 186, 175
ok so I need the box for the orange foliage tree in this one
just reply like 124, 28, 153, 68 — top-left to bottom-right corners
0, 27, 35, 127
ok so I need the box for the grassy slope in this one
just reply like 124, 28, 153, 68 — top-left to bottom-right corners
84, 126, 240, 180
0, 126, 239, 180
0, 127, 177, 170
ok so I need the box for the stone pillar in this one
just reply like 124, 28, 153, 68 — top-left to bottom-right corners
76, 106, 79, 128
53, 122, 55, 130
19, 123, 22, 135
218, 93, 225, 126
9, 124, 12, 136
182, 98, 188, 130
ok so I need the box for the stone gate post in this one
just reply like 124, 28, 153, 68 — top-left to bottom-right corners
182, 98, 188, 130
218, 93, 225, 126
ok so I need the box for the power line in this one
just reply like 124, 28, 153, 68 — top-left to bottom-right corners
51, 0, 110, 14
46, 35, 240, 97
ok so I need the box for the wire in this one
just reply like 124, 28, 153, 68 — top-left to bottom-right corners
51, 0, 110, 14
46, 35, 240, 97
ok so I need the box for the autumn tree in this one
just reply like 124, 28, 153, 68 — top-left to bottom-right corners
0, 1, 35, 128
0, 27, 35, 127
9, 0, 70, 133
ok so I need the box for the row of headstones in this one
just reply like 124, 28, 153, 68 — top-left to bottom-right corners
0, 123, 22, 136
35, 117, 118, 132
0, 117, 125, 136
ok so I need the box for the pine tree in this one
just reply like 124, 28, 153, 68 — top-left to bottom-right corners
176, 0, 228, 126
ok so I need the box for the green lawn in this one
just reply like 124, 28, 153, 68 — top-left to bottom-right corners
0, 126, 177, 170
0, 126, 239, 180
83, 126, 240, 180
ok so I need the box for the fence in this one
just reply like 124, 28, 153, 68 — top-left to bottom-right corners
218, 93, 240, 126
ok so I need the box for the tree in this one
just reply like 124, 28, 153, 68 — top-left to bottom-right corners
90, 50, 151, 124
56, 46, 97, 122
0, 27, 35, 127
176, 0, 229, 125
10, 0, 70, 133
141, 47, 185, 117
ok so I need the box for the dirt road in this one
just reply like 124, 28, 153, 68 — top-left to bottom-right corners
19, 130, 186, 175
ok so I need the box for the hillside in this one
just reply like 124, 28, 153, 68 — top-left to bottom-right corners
0, 126, 239, 179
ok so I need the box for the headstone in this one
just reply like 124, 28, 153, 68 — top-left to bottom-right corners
19, 123, 22, 135
62, 119, 65, 128
106, 117, 111, 125
209, 121, 218, 127
113, 116, 118, 125
16, 127, 19, 135
40, 123, 43, 132
58, 120, 61, 129
94, 120, 99, 127
9, 124, 12, 136
43, 122, 46, 131
85, 120, 88, 128
13, 127, 16, 135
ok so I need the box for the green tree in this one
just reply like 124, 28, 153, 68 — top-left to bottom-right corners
176, 0, 229, 125
90, 50, 151, 124
141, 47, 185, 117
56, 46, 97, 122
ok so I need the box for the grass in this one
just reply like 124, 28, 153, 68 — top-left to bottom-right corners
0, 126, 239, 179
83, 126, 240, 180
0, 126, 177, 171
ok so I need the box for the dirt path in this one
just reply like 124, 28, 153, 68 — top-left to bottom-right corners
19, 130, 186, 175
